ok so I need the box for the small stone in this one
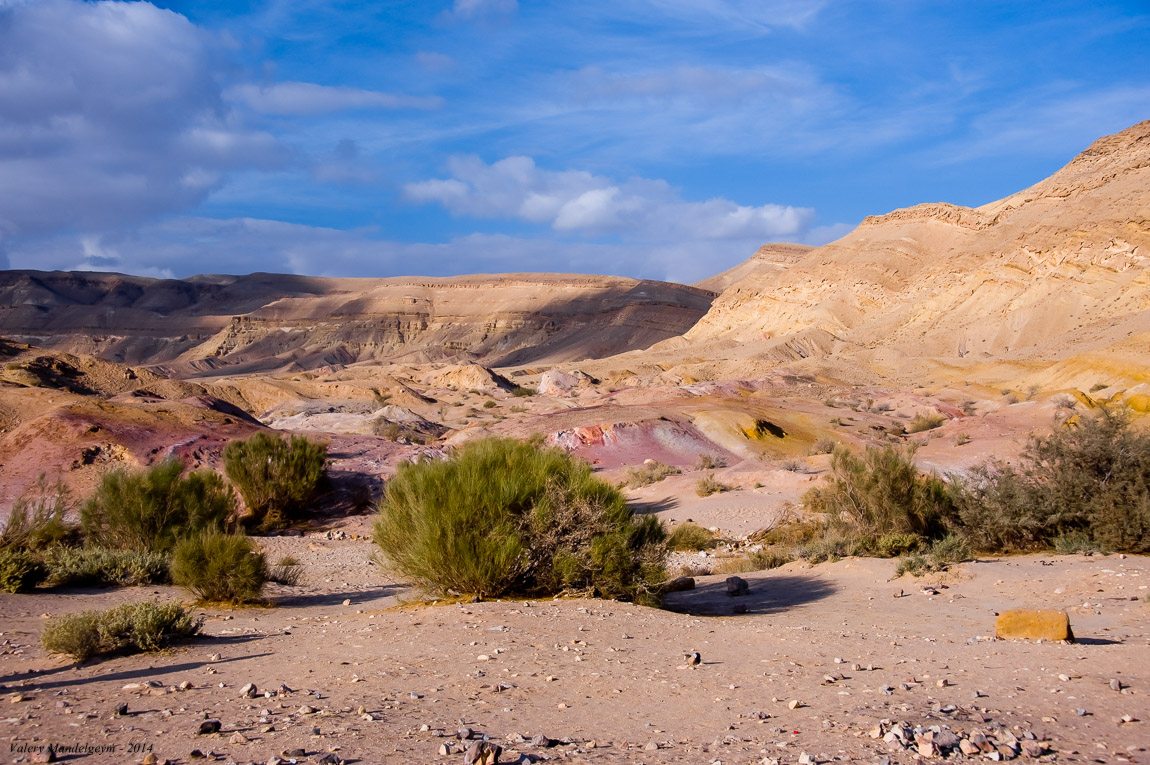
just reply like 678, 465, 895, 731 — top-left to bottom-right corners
798, 753, 816, 765
936, 678, 949, 688
439, 742, 454, 756
229, 732, 247, 744
267, 758, 285, 765
685, 651, 702, 666
644, 742, 659, 751
1110, 679, 1123, 691
178, 681, 193, 690
240, 682, 257, 698
960, 739, 980, 756
316, 754, 343, 765
1121, 714, 1136, 723
1076, 708, 1087, 716
282, 749, 307, 758
198, 719, 221, 735
458, 726, 474, 740
114, 701, 129, 716
995, 609, 1073, 642
298, 705, 317, 714
1020, 740, 1046, 757
141, 755, 158, 765
477, 655, 491, 662
530, 734, 554, 748
342, 599, 351, 606
725, 576, 750, 596
189, 750, 206, 760
788, 699, 802, 710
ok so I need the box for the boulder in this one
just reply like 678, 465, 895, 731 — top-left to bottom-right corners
725, 576, 750, 596
995, 610, 1074, 642
665, 576, 696, 593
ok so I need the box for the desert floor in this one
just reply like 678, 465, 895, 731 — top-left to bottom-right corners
1, 513, 1147, 765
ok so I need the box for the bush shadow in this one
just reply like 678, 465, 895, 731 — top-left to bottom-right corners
271, 584, 404, 608
1, 650, 273, 692
629, 497, 679, 515
663, 573, 836, 617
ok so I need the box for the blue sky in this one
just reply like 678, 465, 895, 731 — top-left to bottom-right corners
1, 0, 1147, 283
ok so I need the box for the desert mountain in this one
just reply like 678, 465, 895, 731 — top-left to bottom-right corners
659, 120, 1150, 389
0, 272, 714, 376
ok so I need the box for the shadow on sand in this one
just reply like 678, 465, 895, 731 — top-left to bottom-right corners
663, 573, 836, 617
271, 584, 404, 609
629, 496, 679, 515
1, 648, 272, 692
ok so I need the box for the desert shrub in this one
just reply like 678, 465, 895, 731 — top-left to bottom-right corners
781, 458, 809, 473
695, 453, 727, 470
752, 519, 827, 547
511, 386, 535, 398
1053, 532, 1103, 555
1090, 383, 1108, 393
483, 400, 497, 409
0, 548, 48, 593
268, 555, 302, 586
809, 437, 837, 455
927, 533, 970, 565
223, 433, 327, 529
954, 432, 971, 446
874, 532, 924, 558
667, 522, 717, 551
805, 445, 954, 541
0, 475, 76, 551
373, 437, 666, 603
714, 549, 792, 574
795, 529, 868, 563
41, 601, 201, 663
171, 532, 267, 604
695, 474, 732, 497
953, 407, 1150, 552
81, 460, 236, 552
908, 412, 946, 433
42, 547, 170, 588
894, 554, 935, 578
622, 461, 682, 488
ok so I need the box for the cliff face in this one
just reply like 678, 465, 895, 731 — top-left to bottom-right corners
679, 120, 1150, 384
0, 272, 715, 375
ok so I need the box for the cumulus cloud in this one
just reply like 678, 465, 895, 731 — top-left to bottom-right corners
0, 0, 283, 238
405, 156, 814, 242
226, 82, 443, 115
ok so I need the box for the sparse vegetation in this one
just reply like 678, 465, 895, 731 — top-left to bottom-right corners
907, 412, 946, 433
1090, 382, 1108, 393
268, 555, 303, 586
809, 437, 836, 455
622, 461, 681, 488
483, 400, 497, 409
954, 432, 971, 446
223, 433, 327, 530
373, 437, 666, 603
511, 386, 536, 398
81, 460, 236, 553
695, 473, 733, 497
694, 453, 727, 471
952, 407, 1150, 553
41, 601, 202, 663
0, 475, 76, 551
666, 522, 717, 551
713, 549, 792, 574
171, 532, 267, 604
0, 548, 47, 593
41, 547, 170, 588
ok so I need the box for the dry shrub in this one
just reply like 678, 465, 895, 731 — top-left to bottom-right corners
42, 547, 169, 588
666, 522, 716, 551
908, 412, 946, 433
171, 532, 267, 604
622, 461, 681, 488
41, 601, 201, 663
695, 474, 732, 497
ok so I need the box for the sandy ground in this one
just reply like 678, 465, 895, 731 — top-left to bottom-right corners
2, 515, 1146, 765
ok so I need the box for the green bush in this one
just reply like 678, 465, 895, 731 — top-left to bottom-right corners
714, 549, 792, 574
622, 461, 682, 488
0, 475, 76, 551
1053, 532, 1103, 555
223, 433, 327, 529
41, 601, 201, 662
695, 474, 732, 497
511, 386, 535, 398
81, 460, 236, 552
804, 444, 954, 540
927, 533, 970, 565
0, 548, 47, 593
667, 522, 717, 551
41, 547, 170, 588
483, 400, 497, 409
373, 437, 666, 603
874, 532, 924, 558
953, 408, 1150, 552
171, 532, 267, 604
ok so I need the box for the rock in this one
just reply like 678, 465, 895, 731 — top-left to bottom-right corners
239, 682, 257, 698
458, 726, 474, 740
644, 742, 659, 751
725, 576, 750, 596
935, 730, 960, 749
298, 705, 317, 714
142, 755, 157, 765
665, 576, 696, 592
30, 750, 56, 764
439, 742, 454, 756
316, 754, 343, 765
994, 609, 1073, 642
463, 740, 502, 765
198, 719, 221, 735
530, 734, 554, 748
114, 701, 129, 716
1020, 740, 1047, 758
229, 732, 247, 744
282, 749, 307, 758
685, 651, 702, 666
1109, 678, 1123, 691
538, 369, 594, 397
189, 750, 206, 760
787, 699, 802, 710
960, 739, 980, 755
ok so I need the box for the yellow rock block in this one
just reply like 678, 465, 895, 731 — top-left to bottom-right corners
995, 609, 1074, 642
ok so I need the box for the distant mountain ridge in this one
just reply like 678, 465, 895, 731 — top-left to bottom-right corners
0, 271, 715, 375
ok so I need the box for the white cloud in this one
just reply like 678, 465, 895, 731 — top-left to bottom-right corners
405, 155, 814, 243
0, 0, 284, 239
226, 82, 443, 115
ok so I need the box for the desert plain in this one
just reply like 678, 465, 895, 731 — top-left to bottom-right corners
1, 121, 1149, 764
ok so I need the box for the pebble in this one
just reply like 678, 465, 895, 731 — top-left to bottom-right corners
240, 682, 257, 698
686, 651, 702, 666
787, 700, 802, 710
197, 719, 221, 735
1110, 679, 1123, 691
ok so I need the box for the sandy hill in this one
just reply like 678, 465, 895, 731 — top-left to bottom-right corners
693, 242, 814, 293
0, 272, 714, 376
646, 120, 1150, 389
